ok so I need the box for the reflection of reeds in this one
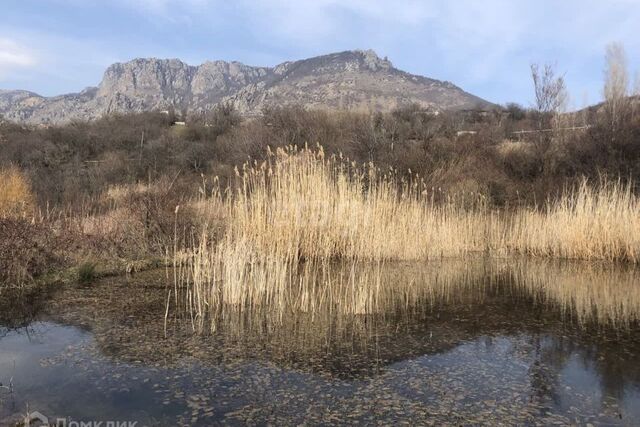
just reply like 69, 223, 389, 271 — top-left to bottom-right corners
175, 255, 640, 333
174, 255, 493, 331
34, 264, 640, 381
505, 260, 640, 327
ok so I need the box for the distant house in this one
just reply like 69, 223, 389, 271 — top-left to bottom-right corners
456, 130, 478, 137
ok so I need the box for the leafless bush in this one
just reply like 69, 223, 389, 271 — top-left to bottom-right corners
0, 218, 62, 285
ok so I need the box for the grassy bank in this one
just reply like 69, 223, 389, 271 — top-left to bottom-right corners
0, 166, 185, 289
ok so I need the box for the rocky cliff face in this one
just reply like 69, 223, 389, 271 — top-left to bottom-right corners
0, 50, 493, 125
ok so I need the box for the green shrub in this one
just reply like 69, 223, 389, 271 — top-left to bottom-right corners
78, 262, 97, 284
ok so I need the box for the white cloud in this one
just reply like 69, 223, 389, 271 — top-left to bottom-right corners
235, 0, 436, 43
111, 0, 211, 22
3, 0, 640, 103
108, 0, 435, 40
0, 38, 37, 76
0, 30, 122, 94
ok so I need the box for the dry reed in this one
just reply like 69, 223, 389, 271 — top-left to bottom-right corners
175, 146, 640, 329
174, 146, 501, 326
509, 180, 640, 263
228, 146, 500, 262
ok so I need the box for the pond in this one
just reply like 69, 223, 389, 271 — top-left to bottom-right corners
1, 260, 639, 425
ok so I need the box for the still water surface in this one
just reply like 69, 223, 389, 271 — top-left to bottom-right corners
1, 260, 639, 425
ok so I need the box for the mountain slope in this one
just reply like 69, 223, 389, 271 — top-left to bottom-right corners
0, 50, 493, 125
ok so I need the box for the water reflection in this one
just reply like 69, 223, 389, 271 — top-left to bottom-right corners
178, 257, 640, 330
0, 260, 639, 425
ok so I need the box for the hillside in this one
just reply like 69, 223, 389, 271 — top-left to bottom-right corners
0, 50, 494, 125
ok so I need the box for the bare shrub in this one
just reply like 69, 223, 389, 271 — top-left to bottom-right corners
0, 218, 61, 285
531, 63, 568, 116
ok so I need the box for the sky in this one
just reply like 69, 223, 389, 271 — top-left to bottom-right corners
0, 0, 639, 107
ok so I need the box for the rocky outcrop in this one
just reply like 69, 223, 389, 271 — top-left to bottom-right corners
0, 50, 493, 125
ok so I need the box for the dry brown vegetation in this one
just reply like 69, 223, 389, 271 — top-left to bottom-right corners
226, 146, 500, 262
0, 218, 60, 285
509, 180, 640, 263
171, 147, 640, 328
0, 166, 34, 217
0, 171, 192, 287
0, 167, 53, 285
1, 45, 639, 294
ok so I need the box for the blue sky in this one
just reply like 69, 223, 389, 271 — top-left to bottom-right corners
1, 0, 638, 106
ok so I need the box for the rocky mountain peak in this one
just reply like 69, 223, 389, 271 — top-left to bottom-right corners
0, 50, 494, 125
355, 49, 393, 71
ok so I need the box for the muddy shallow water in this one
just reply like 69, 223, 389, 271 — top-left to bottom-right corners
1, 260, 640, 426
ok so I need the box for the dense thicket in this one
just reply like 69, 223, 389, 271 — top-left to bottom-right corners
0, 100, 638, 209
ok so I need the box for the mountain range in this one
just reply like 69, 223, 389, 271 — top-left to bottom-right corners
0, 50, 494, 125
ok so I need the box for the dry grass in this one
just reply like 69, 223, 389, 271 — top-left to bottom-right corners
0, 166, 34, 218
227, 146, 501, 262
173, 146, 502, 326
174, 147, 640, 327
174, 147, 639, 330
509, 180, 640, 263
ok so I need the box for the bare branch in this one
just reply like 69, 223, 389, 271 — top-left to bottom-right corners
530, 63, 567, 114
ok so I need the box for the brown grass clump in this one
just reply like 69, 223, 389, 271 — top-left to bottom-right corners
0, 166, 35, 218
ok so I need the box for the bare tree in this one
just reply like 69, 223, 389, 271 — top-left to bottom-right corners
632, 71, 640, 119
531, 63, 567, 116
604, 43, 629, 102
529, 63, 567, 171
603, 43, 631, 131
